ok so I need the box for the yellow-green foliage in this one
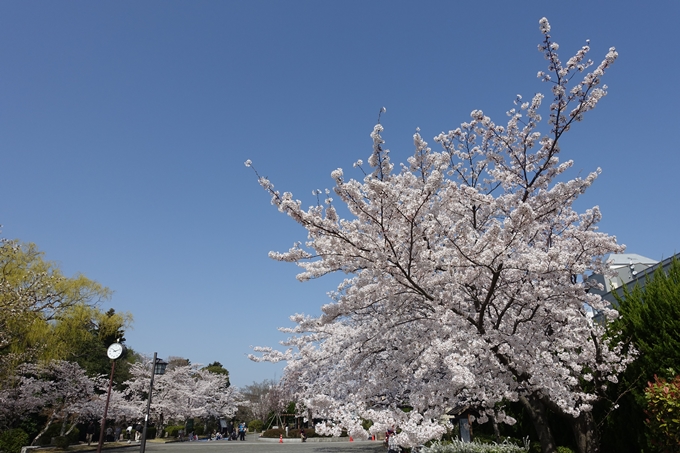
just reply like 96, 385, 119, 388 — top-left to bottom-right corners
0, 240, 114, 383
48, 304, 132, 360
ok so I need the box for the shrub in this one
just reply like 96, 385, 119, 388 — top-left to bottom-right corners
556, 447, 575, 453
147, 427, 156, 439
248, 420, 264, 433
289, 428, 321, 438
261, 428, 285, 438
53, 436, 70, 449
645, 374, 680, 452
0, 429, 30, 453
165, 425, 184, 437
422, 439, 530, 453
68, 428, 79, 445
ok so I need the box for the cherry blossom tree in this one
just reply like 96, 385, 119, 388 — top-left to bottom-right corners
122, 357, 240, 435
0, 360, 102, 445
241, 379, 279, 426
249, 18, 632, 453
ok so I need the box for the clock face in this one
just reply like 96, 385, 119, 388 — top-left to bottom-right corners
107, 343, 123, 360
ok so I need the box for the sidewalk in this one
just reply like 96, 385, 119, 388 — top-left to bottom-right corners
22, 438, 174, 453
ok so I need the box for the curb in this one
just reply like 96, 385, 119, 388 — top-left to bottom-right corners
257, 437, 375, 443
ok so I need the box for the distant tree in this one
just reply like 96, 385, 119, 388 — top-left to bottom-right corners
165, 356, 190, 371
241, 380, 275, 425
240, 380, 289, 428
122, 357, 241, 434
202, 361, 230, 386
600, 259, 680, 452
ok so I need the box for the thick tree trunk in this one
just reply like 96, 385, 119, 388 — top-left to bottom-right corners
519, 394, 558, 453
489, 414, 501, 442
158, 413, 164, 439
570, 410, 599, 453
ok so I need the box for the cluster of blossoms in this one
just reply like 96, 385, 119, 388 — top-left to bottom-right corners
114, 358, 241, 430
248, 18, 630, 453
0, 361, 104, 444
0, 358, 241, 445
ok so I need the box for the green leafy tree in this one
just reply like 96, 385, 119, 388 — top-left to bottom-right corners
202, 361, 230, 386
51, 305, 134, 385
0, 240, 112, 384
600, 258, 680, 452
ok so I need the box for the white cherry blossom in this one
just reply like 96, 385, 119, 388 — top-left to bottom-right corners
250, 18, 630, 453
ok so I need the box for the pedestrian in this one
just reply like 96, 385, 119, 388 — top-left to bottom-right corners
106, 426, 113, 442
385, 429, 392, 448
387, 430, 400, 453
238, 422, 246, 441
86, 422, 95, 446
300, 428, 307, 442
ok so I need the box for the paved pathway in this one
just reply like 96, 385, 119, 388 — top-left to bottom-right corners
105, 440, 385, 453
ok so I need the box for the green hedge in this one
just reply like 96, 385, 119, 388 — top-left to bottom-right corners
248, 420, 264, 433
261, 428, 285, 438
0, 429, 30, 453
164, 425, 185, 437
53, 436, 70, 449
289, 428, 322, 438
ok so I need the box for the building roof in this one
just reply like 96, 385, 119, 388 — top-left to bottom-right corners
594, 252, 680, 305
606, 253, 658, 267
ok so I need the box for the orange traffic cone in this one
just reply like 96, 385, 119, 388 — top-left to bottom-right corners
372, 435, 375, 441
279, 434, 283, 443
349, 437, 353, 442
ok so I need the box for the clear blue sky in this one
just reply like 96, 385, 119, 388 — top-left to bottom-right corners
1, 1, 678, 388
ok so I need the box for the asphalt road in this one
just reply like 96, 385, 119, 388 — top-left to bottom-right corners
107, 440, 386, 453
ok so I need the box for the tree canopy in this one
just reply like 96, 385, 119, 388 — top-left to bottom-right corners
0, 240, 113, 383
203, 361, 230, 386
250, 18, 628, 453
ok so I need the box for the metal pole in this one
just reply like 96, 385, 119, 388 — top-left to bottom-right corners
140, 352, 157, 453
96, 360, 116, 453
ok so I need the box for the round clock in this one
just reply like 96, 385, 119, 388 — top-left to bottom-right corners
107, 343, 124, 360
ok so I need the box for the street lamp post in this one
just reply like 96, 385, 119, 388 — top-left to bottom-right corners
97, 342, 124, 453
140, 353, 167, 453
